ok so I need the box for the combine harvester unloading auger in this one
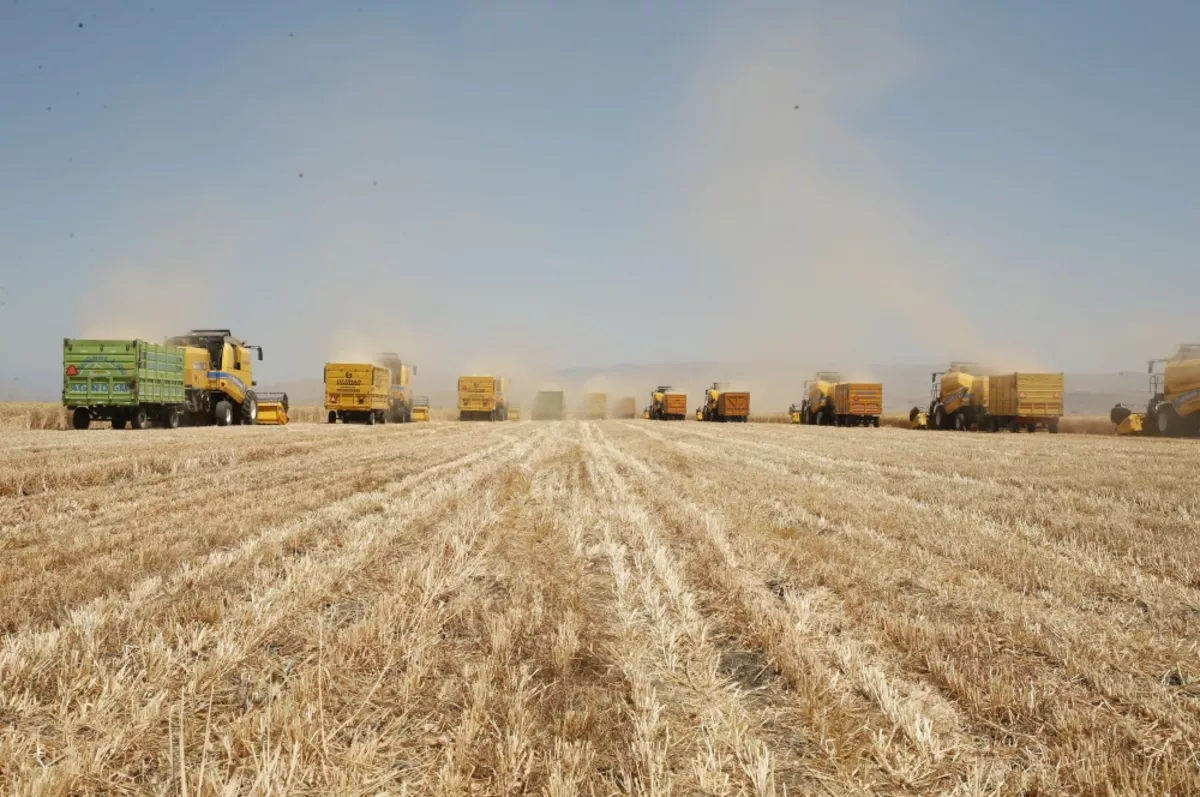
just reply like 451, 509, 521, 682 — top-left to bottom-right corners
1110, 344, 1200, 437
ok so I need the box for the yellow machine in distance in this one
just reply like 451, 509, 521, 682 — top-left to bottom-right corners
698, 382, 750, 422
800, 371, 841, 425
647, 387, 688, 420
325, 363, 391, 424
163, 329, 265, 427
459, 375, 509, 421
1111, 344, 1200, 437
375, 352, 417, 423
789, 403, 804, 424
833, 383, 883, 427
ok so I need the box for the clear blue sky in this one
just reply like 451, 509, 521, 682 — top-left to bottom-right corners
2, 0, 1198, 396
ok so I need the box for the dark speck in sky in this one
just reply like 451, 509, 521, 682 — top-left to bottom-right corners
299, 173, 304, 178
69, 233, 75, 238
47, 106, 51, 111
794, 105, 799, 110
78, 22, 83, 28
289, 32, 294, 37
373, 181, 378, 186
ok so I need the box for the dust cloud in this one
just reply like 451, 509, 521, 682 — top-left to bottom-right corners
661, 4, 1050, 375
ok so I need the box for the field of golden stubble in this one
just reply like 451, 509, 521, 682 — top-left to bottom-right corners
1, 419, 1198, 795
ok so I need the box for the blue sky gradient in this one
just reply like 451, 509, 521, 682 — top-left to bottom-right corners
2, 1, 1197, 396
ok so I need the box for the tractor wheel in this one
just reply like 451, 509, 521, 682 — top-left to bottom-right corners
873, 416, 880, 428
328, 411, 337, 424
241, 391, 259, 425
215, 400, 234, 427
1009, 419, 1020, 433
1155, 404, 1179, 436
72, 407, 90, 430
133, 406, 151, 430
933, 406, 946, 431
1026, 423, 1036, 434
164, 408, 181, 429
112, 413, 128, 430
1048, 419, 1059, 434
366, 411, 377, 426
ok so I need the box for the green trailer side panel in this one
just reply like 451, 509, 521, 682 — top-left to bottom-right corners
63, 339, 186, 408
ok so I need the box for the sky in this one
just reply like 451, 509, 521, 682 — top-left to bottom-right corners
1, 0, 1198, 398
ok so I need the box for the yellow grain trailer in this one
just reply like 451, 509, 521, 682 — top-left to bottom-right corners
458, 375, 509, 421
411, 396, 430, 421
833, 383, 883, 427
983, 373, 1064, 433
325, 362, 391, 424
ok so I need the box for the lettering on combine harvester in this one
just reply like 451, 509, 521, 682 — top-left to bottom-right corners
335, 379, 363, 387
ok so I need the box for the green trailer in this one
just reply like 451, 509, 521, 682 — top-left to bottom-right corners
63, 339, 187, 430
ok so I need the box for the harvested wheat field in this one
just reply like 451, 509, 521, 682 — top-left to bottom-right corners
2, 420, 1199, 795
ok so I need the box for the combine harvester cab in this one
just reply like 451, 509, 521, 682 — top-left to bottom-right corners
458, 375, 509, 421
698, 382, 750, 422
649, 387, 688, 420
834, 383, 883, 427
1114, 345, 1200, 437
800, 372, 841, 425
325, 362, 391, 424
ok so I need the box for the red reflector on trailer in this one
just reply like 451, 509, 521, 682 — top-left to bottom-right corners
1019, 391, 1026, 398
66, 365, 79, 376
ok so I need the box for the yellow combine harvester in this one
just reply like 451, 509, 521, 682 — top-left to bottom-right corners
914, 362, 1063, 432
698, 382, 750, 422
1111, 344, 1200, 437
647, 387, 688, 421
799, 371, 841, 425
